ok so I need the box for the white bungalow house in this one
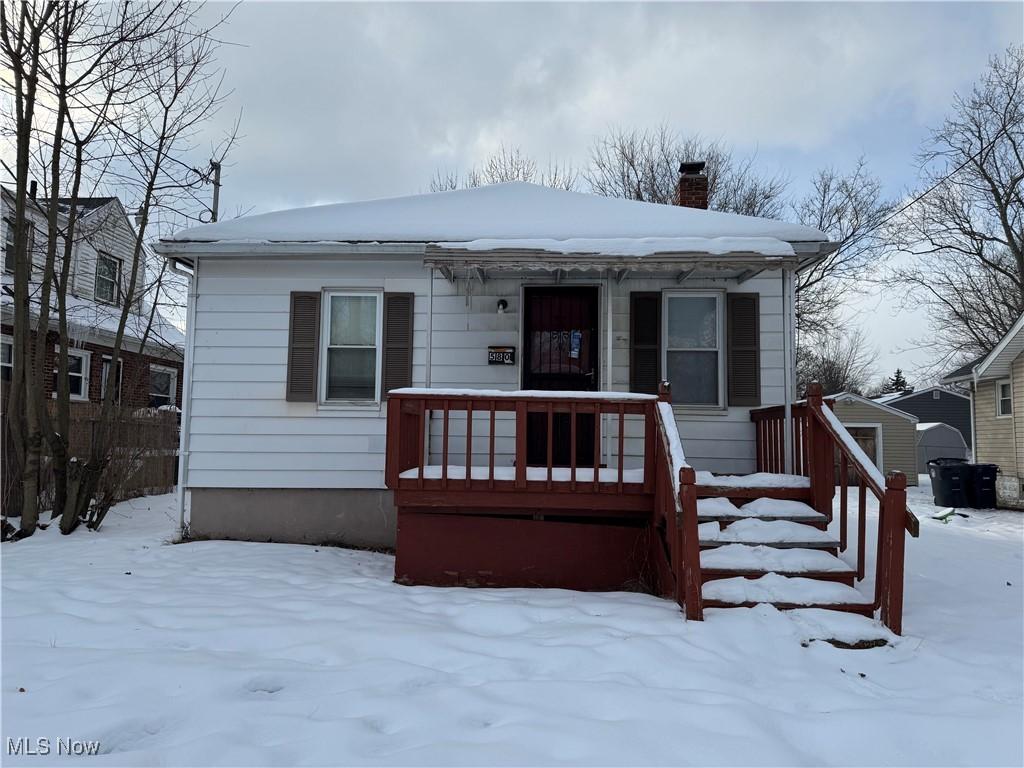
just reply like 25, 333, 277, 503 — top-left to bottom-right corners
156, 170, 836, 547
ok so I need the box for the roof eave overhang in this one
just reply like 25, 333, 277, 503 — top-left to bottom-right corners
153, 241, 428, 257
423, 248, 803, 273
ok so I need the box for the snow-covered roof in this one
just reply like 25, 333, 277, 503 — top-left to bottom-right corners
871, 392, 904, 404
1, 283, 184, 353
163, 183, 829, 257
942, 312, 1024, 384
829, 392, 919, 423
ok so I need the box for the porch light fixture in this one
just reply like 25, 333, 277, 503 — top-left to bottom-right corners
497, 299, 508, 314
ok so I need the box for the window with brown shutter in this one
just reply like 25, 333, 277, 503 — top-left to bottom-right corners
382, 292, 414, 396
286, 291, 321, 402
630, 292, 661, 394
727, 293, 760, 407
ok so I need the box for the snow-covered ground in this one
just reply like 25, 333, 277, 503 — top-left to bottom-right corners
2, 479, 1022, 766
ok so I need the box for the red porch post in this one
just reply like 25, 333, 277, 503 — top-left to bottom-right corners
804, 382, 835, 518
879, 471, 907, 635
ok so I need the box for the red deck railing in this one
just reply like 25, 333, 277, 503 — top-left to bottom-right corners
384, 389, 658, 506
383, 386, 704, 618
751, 384, 918, 634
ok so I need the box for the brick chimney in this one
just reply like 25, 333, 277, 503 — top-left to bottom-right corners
676, 161, 708, 209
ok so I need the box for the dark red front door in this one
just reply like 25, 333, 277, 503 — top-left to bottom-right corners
522, 287, 600, 466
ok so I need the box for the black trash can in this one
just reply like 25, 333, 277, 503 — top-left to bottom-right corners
928, 457, 969, 507
967, 463, 999, 509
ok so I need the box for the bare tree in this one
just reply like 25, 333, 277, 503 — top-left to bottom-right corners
431, 144, 579, 192
1, 0, 58, 534
886, 46, 1024, 374
586, 125, 788, 216
2, 1, 235, 536
792, 159, 895, 339
796, 326, 878, 396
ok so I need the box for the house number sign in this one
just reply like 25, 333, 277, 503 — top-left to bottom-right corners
487, 346, 516, 365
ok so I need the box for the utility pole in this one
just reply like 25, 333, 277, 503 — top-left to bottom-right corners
209, 159, 221, 222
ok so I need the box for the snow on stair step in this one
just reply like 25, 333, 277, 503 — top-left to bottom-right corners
700, 544, 854, 575
702, 573, 872, 609
697, 496, 825, 522
698, 519, 838, 548
787, 609, 897, 647
695, 471, 811, 489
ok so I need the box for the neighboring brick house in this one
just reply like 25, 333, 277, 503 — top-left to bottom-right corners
1, 187, 184, 411
942, 314, 1024, 510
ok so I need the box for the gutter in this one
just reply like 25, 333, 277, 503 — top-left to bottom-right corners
173, 257, 199, 541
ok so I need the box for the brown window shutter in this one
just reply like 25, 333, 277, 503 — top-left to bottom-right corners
286, 291, 321, 402
727, 293, 760, 407
382, 292, 414, 396
630, 292, 661, 394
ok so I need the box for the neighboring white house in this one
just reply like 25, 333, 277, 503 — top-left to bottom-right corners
155, 174, 836, 547
1, 187, 185, 405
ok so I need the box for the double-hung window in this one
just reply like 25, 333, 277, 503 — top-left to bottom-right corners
1, 336, 12, 383
997, 379, 1013, 417
320, 291, 382, 403
663, 291, 725, 407
101, 358, 123, 403
149, 364, 178, 408
95, 252, 121, 304
56, 349, 91, 401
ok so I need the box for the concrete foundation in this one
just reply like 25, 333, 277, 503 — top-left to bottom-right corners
996, 475, 1024, 511
188, 488, 397, 549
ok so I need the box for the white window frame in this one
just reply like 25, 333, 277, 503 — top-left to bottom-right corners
1, 334, 13, 382
662, 290, 726, 409
996, 379, 1012, 418
101, 356, 123, 403
318, 289, 384, 407
149, 363, 178, 408
94, 251, 121, 305
61, 348, 91, 402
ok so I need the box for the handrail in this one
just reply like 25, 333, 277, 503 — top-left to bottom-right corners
803, 386, 920, 537
653, 383, 702, 620
804, 382, 914, 634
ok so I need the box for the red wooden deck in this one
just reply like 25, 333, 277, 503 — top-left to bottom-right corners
383, 383, 916, 634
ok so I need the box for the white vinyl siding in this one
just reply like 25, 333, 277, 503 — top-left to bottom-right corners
187, 258, 429, 490
186, 259, 788, 490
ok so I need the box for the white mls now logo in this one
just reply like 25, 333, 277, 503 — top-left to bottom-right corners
6, 737, 101, 757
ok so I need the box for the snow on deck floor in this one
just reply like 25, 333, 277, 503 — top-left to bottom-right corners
2, 485, 1022, 766
399, 465, 645, 483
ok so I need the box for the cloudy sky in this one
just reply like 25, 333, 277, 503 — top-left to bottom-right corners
195, 1, 1020, 381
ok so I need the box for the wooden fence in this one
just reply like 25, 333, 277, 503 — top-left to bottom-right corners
1, 401, 179, 517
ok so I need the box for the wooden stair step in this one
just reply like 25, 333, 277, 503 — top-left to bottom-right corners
695, 472, 813, 502
698, 519, 839, 551
700, 544, 855, 585
697, 497, 827, 528
701, 574, 873, 615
